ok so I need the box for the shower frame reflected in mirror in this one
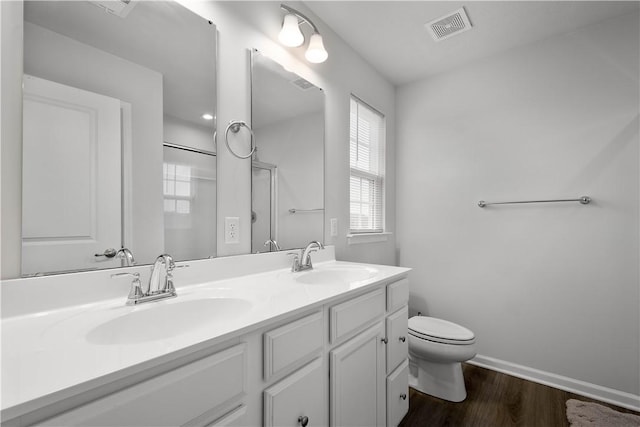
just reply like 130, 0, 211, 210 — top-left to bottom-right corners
251, 161, 278, 253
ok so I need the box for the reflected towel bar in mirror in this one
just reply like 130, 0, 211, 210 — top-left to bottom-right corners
478, 196, 591, 208
289, 208, 325, 214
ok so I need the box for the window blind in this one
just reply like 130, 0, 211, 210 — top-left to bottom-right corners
349, 96, 385, 233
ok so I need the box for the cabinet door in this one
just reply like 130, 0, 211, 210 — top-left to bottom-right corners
386, 306, 409, 373
330, 322, 385, 427
264, 358, 326, 427
387, 360, 409, 427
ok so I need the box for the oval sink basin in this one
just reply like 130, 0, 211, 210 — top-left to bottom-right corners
295, 266, 378, 285
86, 298, 252, 345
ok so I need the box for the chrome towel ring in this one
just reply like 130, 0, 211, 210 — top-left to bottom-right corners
225, 120, 256, 159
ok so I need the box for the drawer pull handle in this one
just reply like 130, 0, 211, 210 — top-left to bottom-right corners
298, 415, 309, 426
399, 336, 406, 342
381, 337, 388, 344
400, 393, 407, 400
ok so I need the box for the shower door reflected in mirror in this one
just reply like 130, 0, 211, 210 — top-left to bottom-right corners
163, 145, 217, 261
251, 50, 325, 253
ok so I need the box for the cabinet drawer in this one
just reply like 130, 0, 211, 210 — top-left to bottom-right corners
330, 288, 385, 343
204, 405, 247, 427
38, 344, 247, 427
264, 311, 323, 380
387, 278, 409, 313
386, 306, 409, 373
387, 360, 409, 427
264, 358, 326, 427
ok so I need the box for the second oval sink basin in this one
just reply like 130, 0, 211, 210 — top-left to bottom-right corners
86, 298, 252, 345
295, 265, 378, 285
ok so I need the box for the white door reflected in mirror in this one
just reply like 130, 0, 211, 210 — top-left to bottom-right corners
22, 75, 122, 275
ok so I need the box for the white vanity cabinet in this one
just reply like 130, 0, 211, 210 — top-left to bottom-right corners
8, 268, 410, 427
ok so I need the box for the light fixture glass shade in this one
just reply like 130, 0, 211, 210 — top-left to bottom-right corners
305, 33, 328, 63
279, 14, 304, 47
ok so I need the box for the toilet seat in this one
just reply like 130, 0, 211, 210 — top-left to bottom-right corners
408, 316, 475, 345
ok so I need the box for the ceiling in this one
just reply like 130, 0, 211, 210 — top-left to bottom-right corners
305, 1, 640, 86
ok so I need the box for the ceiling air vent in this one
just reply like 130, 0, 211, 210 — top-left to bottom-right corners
291, 77, 316, 91
425, 7, 472, 42
89, 0, 137, 18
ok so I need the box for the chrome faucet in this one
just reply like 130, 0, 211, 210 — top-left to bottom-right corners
111, 254, 187, 305
148, 254, 176, 295
116, 248, 136, 267
263, 239, 281, 252
291, 241, 324, 272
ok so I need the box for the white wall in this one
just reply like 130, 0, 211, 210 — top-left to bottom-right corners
23, 22, 164, 266
397, 13, 639, 400
255, 112, 324, 250
180, 0, 397, 264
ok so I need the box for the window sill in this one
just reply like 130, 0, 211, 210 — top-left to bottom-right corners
346, 232, 392, 245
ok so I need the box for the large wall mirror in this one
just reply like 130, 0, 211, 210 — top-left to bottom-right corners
21, 1, 217, 276
250, 50, 324, 253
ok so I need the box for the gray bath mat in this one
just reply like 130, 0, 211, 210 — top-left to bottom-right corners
566, 399, 640, 427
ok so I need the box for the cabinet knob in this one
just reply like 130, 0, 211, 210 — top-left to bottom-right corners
400, 393, 407, 400
399, 336, 406, 343
381, 337, 388, 344
298, 415, 309, 427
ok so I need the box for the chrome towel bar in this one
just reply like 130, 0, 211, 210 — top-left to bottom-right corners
478, 196, 591, 208
289, 208, 324, 214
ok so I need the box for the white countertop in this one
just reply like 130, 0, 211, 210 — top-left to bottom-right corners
1, 251, 409, 420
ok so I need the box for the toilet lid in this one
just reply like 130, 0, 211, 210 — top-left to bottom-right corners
408, 316, 475, 342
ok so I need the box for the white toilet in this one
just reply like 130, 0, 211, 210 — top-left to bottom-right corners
408, 316, 477, 402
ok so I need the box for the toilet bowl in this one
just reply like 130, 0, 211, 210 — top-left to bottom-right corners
408, 316, 477, 402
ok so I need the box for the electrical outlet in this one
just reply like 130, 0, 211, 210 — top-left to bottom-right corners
330, 218, 338, 237
225, 217, 240, 244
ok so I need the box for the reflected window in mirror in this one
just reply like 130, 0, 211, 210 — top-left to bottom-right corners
250, 50, 325, 253
19, 1, 217, 277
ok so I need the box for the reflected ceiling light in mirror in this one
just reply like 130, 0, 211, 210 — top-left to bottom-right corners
202, 113, 214, 120
279, 4, 328, 63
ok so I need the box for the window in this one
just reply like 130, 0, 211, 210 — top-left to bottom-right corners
350, 96, 385, 233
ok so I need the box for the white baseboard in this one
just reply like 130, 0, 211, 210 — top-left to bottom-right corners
468, 355, 640, 412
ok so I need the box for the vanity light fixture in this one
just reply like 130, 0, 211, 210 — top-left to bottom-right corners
278, 4, 328, 63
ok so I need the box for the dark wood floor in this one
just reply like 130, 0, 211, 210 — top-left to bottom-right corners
398, 363, 640, 427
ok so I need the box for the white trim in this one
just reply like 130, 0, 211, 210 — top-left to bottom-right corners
120, 102, 133, 250
469, 354, 640, 412
347, 232, 392, 245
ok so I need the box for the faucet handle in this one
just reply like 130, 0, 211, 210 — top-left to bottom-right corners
287, 252, 300, 272
111, 272, 144, 301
